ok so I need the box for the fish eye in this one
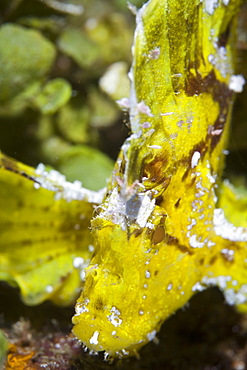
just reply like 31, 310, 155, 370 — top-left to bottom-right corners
151, 225, 165, 245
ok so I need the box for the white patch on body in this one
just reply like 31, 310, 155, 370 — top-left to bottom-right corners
205, 0, 219, 15
191, 151, 201, 169
189, 234, 204, 248
35, 164, 105, 203
147, 330, 157, 342
229, 75, 245, 93
89, 331, 100, 345
214, 208, 247, 242
107, 306, 122, 327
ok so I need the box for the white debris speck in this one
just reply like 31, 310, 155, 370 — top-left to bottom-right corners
224, 285, 247, 306
145, 270, 151, 279
88, 245, 95, 253
214, 208, 247, 242
34, 163, 105, 203
143, 283, 148, 289
207, 240, 216, 248
195, 180, 203, 190
146, 222, 155, 229
207, 172, 216, 184
112, 330, 117, 335
211, 129, 223, 136
170, 133, 178, 139
221, 248, 235, 261
187, 219, 197, 231
202, 275, 232, 290
80, 270, 86, 280
147, 330, 157, 342
137, 101, 154, 117
192, 282, 205, 292
73, 257, 84, 269
72, 256, 89, 281
160, 112, 174, 116
191, 151, 201, 169
142, 121, 151, 129
208, 44, 230, 78
222, 0, 230, 4
189, 235, 204, 248
116, 97, 131, 110
229, 75, 245, 93
143, 295, 147, 299
107, 307, 122, 327
218, 46, 227, 59
208, 54, 214, 63
46, 285, 53, 293
205, 0, 219, 14
222, 149, 229, 155
148, 145, 162, 149
89, 331, 99, 345
75, 300, 89, 315
195, 190, 205, 198
167, 283, 173, 291
139, 310, 144, 315
148, 46, 160, 60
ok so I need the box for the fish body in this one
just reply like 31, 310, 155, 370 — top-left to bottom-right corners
72, 0, 247, 357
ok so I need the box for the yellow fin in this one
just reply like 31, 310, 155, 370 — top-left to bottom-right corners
0, 152, 100, 305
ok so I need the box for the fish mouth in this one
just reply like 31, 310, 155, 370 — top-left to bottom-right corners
72, 313, 144, 357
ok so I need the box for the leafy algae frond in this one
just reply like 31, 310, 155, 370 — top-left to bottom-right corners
72, 0, 247, 358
